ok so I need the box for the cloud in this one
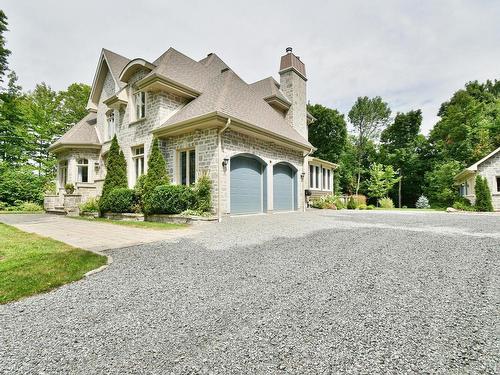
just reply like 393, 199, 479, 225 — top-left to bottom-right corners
3, 0, 499, 133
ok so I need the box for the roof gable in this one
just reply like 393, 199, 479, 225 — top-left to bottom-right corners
468, 146, 500, 170
87, 49, 130, 110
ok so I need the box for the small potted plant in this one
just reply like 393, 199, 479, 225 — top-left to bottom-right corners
64, 183, 75, 194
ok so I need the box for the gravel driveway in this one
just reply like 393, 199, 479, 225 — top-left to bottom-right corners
1, 210, 499, 374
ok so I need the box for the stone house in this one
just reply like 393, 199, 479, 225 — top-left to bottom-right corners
46, 47, 336, 216
454, 145, 500, 210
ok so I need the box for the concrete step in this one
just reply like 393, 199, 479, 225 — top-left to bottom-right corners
46, 209, 67, 215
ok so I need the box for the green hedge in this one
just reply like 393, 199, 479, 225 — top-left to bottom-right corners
144, 184, 195, 215
0, 166, 45, 205
99, 188, 135, 213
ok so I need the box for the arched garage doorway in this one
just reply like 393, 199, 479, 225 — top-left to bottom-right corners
273, 162, 297, 211
230, 154, 266, 215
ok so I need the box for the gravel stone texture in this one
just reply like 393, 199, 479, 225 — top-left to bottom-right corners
1, 210, 499, 374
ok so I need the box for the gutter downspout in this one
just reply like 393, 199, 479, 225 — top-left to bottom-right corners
303, 148, 314, 212
217, 118, 231, 222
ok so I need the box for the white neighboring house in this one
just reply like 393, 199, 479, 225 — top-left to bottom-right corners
46, 47, 336, 216
454, 145, 500, 210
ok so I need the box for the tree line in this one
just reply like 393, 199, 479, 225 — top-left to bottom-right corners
0, 10, 90, 206
308, 78, 500, 208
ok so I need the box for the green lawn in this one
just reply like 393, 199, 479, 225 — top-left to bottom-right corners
69, 216, 187, 230
0, 223, 107, 304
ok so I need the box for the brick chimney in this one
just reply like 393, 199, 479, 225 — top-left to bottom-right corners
279, 47, 308, 140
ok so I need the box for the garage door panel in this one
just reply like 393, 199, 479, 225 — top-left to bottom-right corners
273, 164, 294, 211
230, 156, 263, 214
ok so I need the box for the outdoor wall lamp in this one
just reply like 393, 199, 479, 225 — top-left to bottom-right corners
300, 172, 305, 180
222, 158, 229, 167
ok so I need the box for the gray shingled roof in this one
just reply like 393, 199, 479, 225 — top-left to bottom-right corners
159, 70, 312, 148
146, 48, 214, 93
102, 49, 130, 89
250, 77, 291, 104
49, 112, 100, 151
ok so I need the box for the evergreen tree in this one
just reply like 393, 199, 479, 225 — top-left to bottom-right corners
475, 175, 493, 212
0, 10, 11, 85
100, 135, 127, 203
143, 139, 169, 213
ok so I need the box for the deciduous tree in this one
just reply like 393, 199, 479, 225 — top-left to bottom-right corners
348, 96, 391, 194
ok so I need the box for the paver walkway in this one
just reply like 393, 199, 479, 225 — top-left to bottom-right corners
0, 213, 196, 251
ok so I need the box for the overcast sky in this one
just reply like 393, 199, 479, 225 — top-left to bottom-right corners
2, 0, 499, 133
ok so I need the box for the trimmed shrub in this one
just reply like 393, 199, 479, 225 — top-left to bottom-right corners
347, 196, 357, 209
310, 194, 339, 209
475, 175, 493, 212
100, 136, 127, 208
415, 195, 430, 209
79, 197, 99, 213
143, 139, 169, 210
193, 173, 212, 212
366, 204, 375, 210
378, 197, 394, 209
133, 174, 148, 213
145, 184, 195, 215
99, 188, 135, 213
453, 199, 475, 212
358, 203, 367, 210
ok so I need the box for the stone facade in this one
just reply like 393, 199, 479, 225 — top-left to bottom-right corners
280, 68, 308, 140
220, 130, 305, 213
457, 150, 500, 210
477, 151, 500, 210
158, 128, 306, 214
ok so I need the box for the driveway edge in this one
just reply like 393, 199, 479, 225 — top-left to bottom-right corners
84, 252, 113, 278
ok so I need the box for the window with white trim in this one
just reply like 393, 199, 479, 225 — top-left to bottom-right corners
309, 165, 321, 189
106, 111, 115, 140
77, 158, 89, 183
179, 149, 196, 185
59, 160, 68, 186
496, 177, 500, 193
132, 146, 145, 180
134, 91, 146, 120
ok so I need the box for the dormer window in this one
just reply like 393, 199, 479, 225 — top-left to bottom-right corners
134, 91, 146, 120
106, 111, 115, 140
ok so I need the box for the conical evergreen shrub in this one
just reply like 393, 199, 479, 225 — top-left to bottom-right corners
475, 175, 493, 212
143, 139, 169, 214
100, 135, 127, 210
